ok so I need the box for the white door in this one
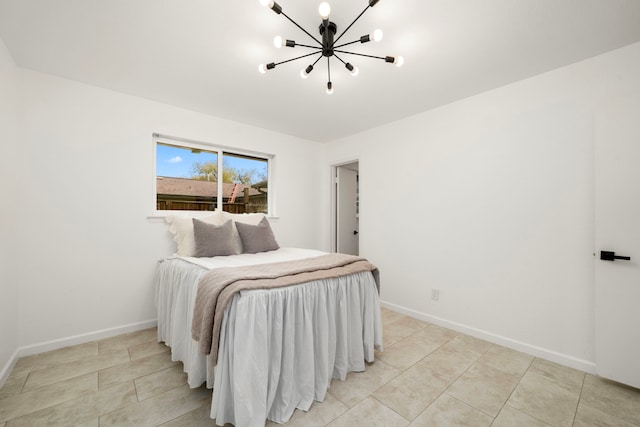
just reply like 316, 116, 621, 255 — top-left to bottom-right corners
336, 166, 359, 255
594, 93, 640, 388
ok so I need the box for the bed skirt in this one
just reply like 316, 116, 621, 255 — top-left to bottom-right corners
155, 257, 383, 426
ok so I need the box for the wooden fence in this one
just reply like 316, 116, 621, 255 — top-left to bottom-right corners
156, 196, 267, 214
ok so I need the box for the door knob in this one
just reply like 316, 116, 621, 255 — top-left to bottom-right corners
353, 230, 359, 235
600, 251, 631, 261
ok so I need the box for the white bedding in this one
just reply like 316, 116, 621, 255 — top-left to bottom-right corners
177, 247, 327, 270
155, 247, 383, 427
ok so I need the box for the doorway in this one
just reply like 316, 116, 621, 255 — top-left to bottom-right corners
332, 161, 359, 255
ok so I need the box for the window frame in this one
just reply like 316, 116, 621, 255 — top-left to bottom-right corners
152, 133, 275, 217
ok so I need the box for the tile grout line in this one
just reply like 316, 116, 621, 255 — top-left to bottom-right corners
369, 394, 412, 424
436, 343, 497, 420
444, 338, 534, 421
381, 328, 457, 372
571, 372, 587, 426
96, 337, 166, 426
488, 355, 535, 426
445, 393, 498, 423
0, 373, 100, 425
19, 372, 29, 395
378, 330, 475, 423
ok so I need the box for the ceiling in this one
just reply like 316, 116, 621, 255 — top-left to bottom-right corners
1, 0, 640, 143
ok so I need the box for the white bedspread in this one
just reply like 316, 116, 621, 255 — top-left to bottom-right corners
155, 248, 383, 427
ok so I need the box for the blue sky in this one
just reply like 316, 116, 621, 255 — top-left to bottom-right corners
156, 144, 267, 181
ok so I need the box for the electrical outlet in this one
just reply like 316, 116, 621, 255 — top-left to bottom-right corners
431, 288, 440, 301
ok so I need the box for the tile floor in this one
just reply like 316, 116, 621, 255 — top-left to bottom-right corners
1, 308, 639, 426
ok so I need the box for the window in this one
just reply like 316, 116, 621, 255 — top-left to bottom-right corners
154, 135, 272, 215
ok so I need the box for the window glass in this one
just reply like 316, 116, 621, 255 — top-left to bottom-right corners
222, 153, 268, 214
155, 138, 270, 215
156, 143, 219, 211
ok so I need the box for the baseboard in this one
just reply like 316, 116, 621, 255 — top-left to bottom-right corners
380, 301, 596, 375
16, 319, 158, 359
0, 348, 20, 389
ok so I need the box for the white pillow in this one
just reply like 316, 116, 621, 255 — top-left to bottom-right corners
221, 212, 266, 254
166, 211, 224, 256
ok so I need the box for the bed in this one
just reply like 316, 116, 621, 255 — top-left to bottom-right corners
155, 211, 383, 427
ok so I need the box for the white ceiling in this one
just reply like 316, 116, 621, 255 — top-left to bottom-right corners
1, 0, 640, 143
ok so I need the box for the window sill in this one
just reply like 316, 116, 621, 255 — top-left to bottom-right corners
147, 213, 279, 223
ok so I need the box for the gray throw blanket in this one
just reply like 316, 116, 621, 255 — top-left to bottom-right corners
191, 253, 379, 366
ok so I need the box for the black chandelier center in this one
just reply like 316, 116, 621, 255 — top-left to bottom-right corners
319, 21, 337, 57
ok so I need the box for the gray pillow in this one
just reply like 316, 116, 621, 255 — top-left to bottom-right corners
192, 218, 237, 257
235, 217, 280, 254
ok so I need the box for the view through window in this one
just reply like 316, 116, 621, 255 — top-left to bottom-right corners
155, 138, 270, 214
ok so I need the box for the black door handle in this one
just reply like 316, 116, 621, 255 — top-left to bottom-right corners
600, 251, 631, 261
353, 230, 359, 235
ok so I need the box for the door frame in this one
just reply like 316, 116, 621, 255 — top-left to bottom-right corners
330, 159, 359, 253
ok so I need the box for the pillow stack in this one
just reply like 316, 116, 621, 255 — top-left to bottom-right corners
166, 211, 279, 257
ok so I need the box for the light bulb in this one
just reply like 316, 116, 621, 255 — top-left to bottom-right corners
318, 2, 331, 19
326, 81, 334, 94
301, 64, 313, 79
258, 64, 267, 74
345, 63, 359, 77
371, 29, 383, 42
394, 56, 405, 67
273, 36, 284, 48
259, 0, 273, 7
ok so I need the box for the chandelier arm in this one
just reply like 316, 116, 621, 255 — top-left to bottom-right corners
294, 43, 322, 50
311, 55, 323, 67
280, 11, 323, 46
332, 53, 347, 65
333, 40, 360, 49
273, 51, 322, 67
331, 4, 370, 47
333, 49, 386, 61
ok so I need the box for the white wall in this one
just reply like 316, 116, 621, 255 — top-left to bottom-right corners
13, 69, 324, 351
324, 42, 640, 371
0, 37, 19, 380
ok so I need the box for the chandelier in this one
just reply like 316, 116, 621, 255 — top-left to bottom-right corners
258, 0, 404, 94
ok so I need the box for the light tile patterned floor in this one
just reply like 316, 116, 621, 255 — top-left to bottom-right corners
1, 308, 640, 426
